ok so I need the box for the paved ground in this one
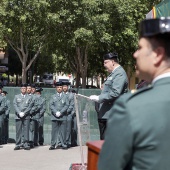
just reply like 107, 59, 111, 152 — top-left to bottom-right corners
0, 144, 87, 170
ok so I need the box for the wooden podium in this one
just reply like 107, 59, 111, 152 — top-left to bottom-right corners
86, 140, 104, 170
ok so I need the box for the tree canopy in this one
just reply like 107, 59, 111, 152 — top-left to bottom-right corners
0, 0, 162, 86
0, 0, 52, 83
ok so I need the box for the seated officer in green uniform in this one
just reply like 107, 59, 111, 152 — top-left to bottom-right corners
90, 52, 129, 139
98, 18, 170, 170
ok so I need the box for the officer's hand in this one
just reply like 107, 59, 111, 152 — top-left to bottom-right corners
89, 95, 99, 101
56, 112, 61, 117
19, 112, 25, 118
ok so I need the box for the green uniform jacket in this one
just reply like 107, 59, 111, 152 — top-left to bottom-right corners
98, 77, 170, 170
65, 92, 74, 114
13, 94, 33, 119
4, 97, 10, 119
30, 94, 43, 120
49, 92, 69, 121
0, 95, 6, 113
34, 95, 46, 119
30, 94, 39, 116
98, 66, 128, 119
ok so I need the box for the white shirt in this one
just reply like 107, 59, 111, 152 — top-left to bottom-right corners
21, 94, 25, 98
57, 93, 61, 97
152, 72, 170, 84
113, 65, 120, 72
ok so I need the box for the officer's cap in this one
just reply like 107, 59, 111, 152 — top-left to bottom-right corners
31, 84, 36, 88
27, 83, 31, 87
140, 17, 170, 37
55, 81, 63, 87
20, 83, 27, 87
2, 91, 8, 95
62, 81, 71, 86
103, 52, 118, 60
35, 87, 43, 92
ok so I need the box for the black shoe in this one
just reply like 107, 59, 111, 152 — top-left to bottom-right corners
58, 143, 62, 147
14, 146, 20, 150
24, 146, 30, 150
20, 143, 24, 148
62, 144, 68, 150
71, 144, 78, 147
56, 145, 62, 149
67, 144, 71, 148
39, 143, 43, 146
34, 143, 38, 146
30, 144, 34, 148
49, 146, 55, 150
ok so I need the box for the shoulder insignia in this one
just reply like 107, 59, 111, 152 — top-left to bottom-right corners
119, 85, 153, 103
131, 89, 137, 94
129, 84, 153, 99
108, 77, 112, 80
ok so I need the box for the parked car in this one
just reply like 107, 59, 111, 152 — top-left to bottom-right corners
77, 85, 99, 89
42, 73, 54, 86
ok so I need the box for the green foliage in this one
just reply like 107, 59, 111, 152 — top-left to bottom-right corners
0, 0, 162, 83
2, 73, 7, 78
74, 28, 94, 45
34, 53, 56, 75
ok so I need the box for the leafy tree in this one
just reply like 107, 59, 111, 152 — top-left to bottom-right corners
34, 53, 57, 76
0, 0, 51, 83
47, 0, 119, 87
52, 0, 162, 88
0, 0, 162, 86
47, 0, 162, 87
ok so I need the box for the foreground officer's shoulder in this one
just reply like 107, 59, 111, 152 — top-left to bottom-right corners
119, 85, 153, 103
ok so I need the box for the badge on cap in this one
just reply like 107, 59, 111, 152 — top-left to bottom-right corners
140, 17, 170, 37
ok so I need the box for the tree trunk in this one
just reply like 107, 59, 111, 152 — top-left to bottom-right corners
75, 72, 80, 88
6, 27, 42, 84
16, 74, 18, 86
97, 75, 100, 88
91, 77, 93, 86
76, 45, 88, 89
82, 74, 86, 88
22, 68, 27, 83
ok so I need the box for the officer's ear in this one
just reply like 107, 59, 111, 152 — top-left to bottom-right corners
153, 46, 165, 66
111, 60, 115, 65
